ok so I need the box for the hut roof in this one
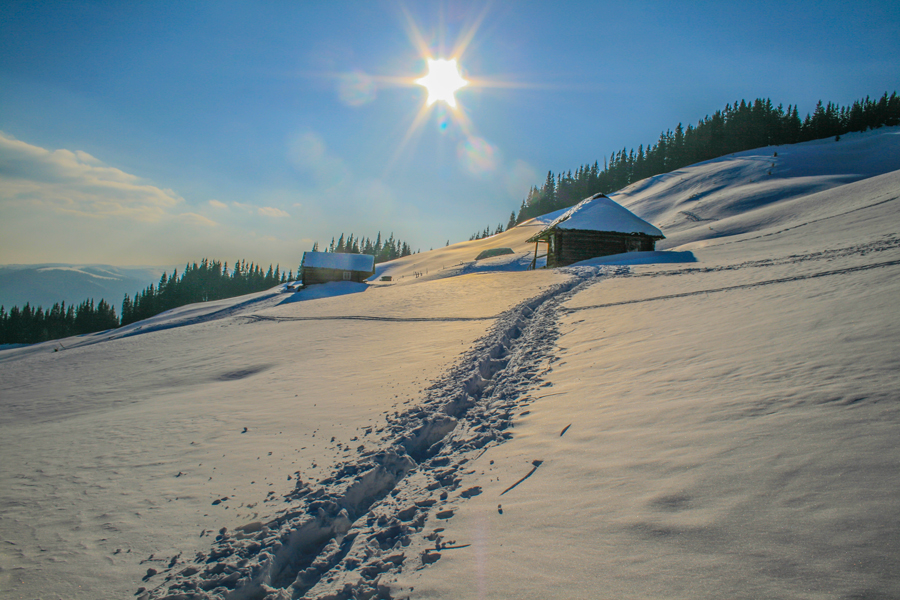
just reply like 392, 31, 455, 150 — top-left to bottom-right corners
302, 251, 375, 272
528, 194, 664, 242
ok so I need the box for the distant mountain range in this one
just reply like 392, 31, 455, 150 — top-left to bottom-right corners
0, 264, 171, 310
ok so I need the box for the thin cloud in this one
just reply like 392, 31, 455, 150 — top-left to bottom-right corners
220, 200, 288, 218
179, 212, 218, 227
258, 206, 290, 218
0, 131, 183, 222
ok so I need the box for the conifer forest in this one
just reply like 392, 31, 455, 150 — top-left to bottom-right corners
512, 92, 899, 223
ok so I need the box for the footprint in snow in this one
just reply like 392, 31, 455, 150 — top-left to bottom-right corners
460, 486, 482, 499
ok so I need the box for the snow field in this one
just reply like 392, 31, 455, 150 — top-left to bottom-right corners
397, 142, 900, 598
0, 271, 568, 599
435, 267, 897, 598
1, 126, 899, 599
131, 271, 587, 599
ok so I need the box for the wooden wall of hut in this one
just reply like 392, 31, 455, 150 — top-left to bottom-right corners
302, 267, 372, 285
549, 230, 657, 267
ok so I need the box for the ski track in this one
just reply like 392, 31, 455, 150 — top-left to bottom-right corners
140, 270, 599, 600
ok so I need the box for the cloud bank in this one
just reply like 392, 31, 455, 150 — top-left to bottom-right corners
258, 206, 290, 218
0, 132, 184, 221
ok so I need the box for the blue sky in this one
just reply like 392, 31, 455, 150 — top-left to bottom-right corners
1, 0, 898, 267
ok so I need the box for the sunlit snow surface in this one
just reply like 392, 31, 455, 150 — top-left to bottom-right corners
1, 128, 899, 599
536, 194, 664, 237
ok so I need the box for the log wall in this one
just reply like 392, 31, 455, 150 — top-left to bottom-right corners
549, 231, 657, 267
302, 267, 372, 285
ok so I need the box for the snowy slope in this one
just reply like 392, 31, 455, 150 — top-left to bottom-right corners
1, 127, 899, 600
405, 169, 900, 600
614, 126, 900, 248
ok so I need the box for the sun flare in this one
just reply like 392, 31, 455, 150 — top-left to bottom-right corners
416, 58, 468, 108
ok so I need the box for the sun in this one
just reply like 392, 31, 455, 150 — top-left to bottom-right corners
416, 58, 468, 108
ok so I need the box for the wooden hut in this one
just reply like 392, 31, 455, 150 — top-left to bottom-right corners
527, 193, 664, 268
300, 251, 375, 286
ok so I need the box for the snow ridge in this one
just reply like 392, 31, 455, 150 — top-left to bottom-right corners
140, 270, 603, 600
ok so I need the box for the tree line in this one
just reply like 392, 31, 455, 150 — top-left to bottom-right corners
511, 91, 899, 223
0, 299, 119, 345
318, 231, 414, 263
468, 213, 517, 241
121, 259, 291, 326
0, 240, 417, 345
0, 241, 418, 345
0, 258, 293, 345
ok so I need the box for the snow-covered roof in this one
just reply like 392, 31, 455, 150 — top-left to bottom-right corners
301, 251, 375, 272
529, 193, 664, 240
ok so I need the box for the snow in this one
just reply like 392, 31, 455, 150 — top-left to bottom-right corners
302, 251, 375, 272
534, 194, 665, 237
613, 125, 900, 248
280, 281, 368, 303
571, 249, 697, 266
1, 126, 899, 599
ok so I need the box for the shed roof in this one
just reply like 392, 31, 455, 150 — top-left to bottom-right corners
301, 251, 375, 272
528, 194, 664, 241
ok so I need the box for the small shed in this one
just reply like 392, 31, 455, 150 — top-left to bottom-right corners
527, 193, 664, 268
300, 251, 375, 286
